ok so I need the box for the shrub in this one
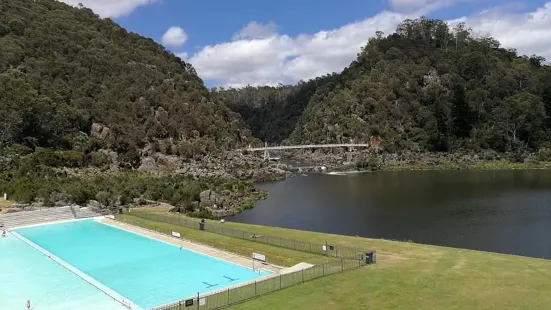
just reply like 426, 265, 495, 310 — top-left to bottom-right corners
188, 207, 213, 219
8, 19, 25, 35
537, 143, 551, 161
170, 192, 182, 206
32, 148, 84, 168
95, 191, 110, 206
90, 151, 112, 167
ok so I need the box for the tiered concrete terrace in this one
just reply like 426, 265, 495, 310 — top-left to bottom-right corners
0, 206, 99, 229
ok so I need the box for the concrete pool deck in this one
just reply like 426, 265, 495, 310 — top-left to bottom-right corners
99, 218, 293, 275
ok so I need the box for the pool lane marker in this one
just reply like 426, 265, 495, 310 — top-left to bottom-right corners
202, 282, 219, 289
9, 231, 143, 310
223, 276, 239, 282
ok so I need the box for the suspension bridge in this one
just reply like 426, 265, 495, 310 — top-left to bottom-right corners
240, 142, 372, 160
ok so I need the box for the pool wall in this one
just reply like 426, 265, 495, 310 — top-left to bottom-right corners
10, 231, 141, 310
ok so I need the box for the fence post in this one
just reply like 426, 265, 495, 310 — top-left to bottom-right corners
301, 268, 304, 283
178, 301, 182, 310
255, 280, 257, 296
341, 259, 344, 272
323, 263, 325, 276
336, 247, 338, 258
325, 241, 328, 257
197, 292, 199, 310
279, 274, 282, 289
227, 288, 230, 305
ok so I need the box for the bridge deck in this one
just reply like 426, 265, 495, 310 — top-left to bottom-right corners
241, 143, 370, 152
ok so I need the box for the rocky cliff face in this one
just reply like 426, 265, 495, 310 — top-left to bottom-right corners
137, 151, 292, 181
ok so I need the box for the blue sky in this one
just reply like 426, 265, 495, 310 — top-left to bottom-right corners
66, 0, 551, 87
115, 0, 509, 58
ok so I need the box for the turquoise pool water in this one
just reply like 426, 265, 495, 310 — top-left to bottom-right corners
15, 220, 271, 309
0, 232, 125, 310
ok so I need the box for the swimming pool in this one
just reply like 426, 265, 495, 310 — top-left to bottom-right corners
0, 231, 125, 310
13, 220, 271, 309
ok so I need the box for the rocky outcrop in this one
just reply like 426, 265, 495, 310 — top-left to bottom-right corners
252, 167, 292, 182
138, 153, 183, 171
170, 151, 293, 181
90, 123, 110, 140
209, 208, 235, 218
50, 192, 71, 207
85, 200, 104, 212
199, 189, 220, 206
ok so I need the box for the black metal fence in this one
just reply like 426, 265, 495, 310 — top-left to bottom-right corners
124, 211, 364, 260
149, 246, 366, 310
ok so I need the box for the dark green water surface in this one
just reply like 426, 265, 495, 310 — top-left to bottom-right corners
232, 170, 551, 259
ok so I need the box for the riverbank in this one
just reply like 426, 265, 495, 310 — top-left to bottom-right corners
118, 209, 551, 310
281, 149, 551, 174
3, 148, 551, 218
0, 167, 269, 219
381, 157, 551, 172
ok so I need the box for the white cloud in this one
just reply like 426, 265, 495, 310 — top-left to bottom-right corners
188, 2, 551, 87
457, 3, 551, 58
232, 21, 279, 40
162, 27, 188, 48
190, 12, 406, 87
60, 0, 156, 18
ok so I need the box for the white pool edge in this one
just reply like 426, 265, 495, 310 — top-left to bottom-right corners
9, 230, 143, 310
9, 216, 104, 230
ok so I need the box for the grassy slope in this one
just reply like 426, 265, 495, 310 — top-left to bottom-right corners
120, 209, 551, 310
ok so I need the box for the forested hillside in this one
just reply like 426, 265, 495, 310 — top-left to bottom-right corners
211, 74, 339, 143
0, 0, 254, 168
219, 18, 551, 155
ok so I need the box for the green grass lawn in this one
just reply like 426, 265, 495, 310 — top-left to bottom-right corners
0, 199, 14, 208
119, 209, 551, 310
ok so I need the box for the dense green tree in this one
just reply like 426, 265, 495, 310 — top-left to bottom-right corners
0, 0, 256, 167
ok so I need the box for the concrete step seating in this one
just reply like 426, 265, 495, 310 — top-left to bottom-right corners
0, 206, 100, 229
75, 208, 100, 218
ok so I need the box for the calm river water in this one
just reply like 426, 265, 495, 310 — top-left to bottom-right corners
232, 170, 551, 259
